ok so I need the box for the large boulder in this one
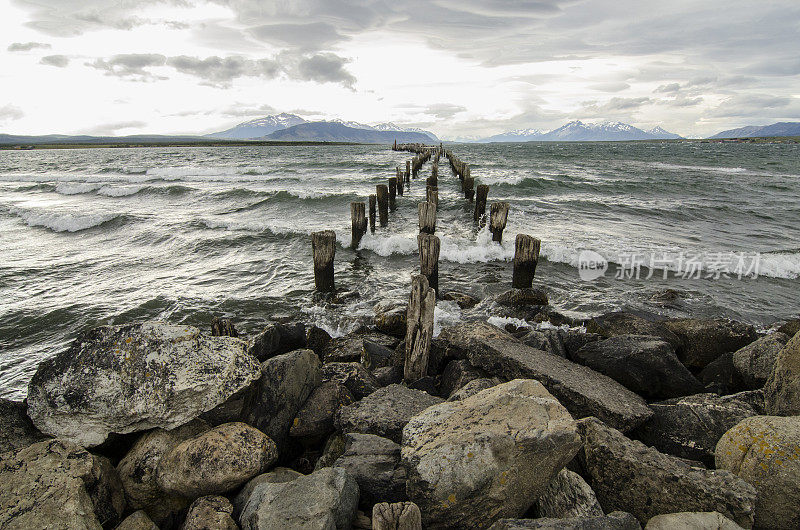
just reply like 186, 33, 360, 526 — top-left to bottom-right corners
323, 331, 399, 363
26, 322, 261, 447
586, 312, 681, 350
402, 379, 582, 529
776, 318, 800, 337
662, 318, 757, 370
336, 384, 443, 443
247, 322, 306, 361
239, 466, 359, 530
573, 335, 702, 399
732, 333, 790, 389
0, 439, 125, 529
699, 352, 743, 395
289, 381, 354, 439
578, 417, 756, 528
373, 303, 407, 338
0, 398, 49, 455
447, 377, 501, 401
438, 322, 652, 432
495, 287, 549, 307
534, 468, 604, 519
182, 496, 238, 530
763, 331, 800, 415
322, 362, 381, 400
115, 510, 158, 530
439, 359, 487, 398
520, 329, 568, 358
243, 349, 322, 450
716, 415, 800, 529
632, 392, 760, 467
644, 511, 743, 529
488, 511, 641, 529
233, 467, 303, 519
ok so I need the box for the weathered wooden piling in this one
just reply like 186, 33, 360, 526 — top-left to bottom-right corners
211, 317, 238, 337
350, 202, 366, 248
426, 175, 437, 188
404, 274, 436, 382
418, 201, 436, 234
388, 177, 397, 211
311, 230, 336, 292
426, 185, 438, 207
489, 202, 509, 243
406, 160, 411, 180
463, 176, 475, 201
376, 185, 389, 226
395, 168, 404, 196
372, 502, 422, 530
418, 233, 440, 294
512, 234, 541, 288
368, 195, 376, 233
474, 184, 489, 224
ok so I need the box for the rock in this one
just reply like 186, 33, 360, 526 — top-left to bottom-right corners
447, 377, 500, 401
716, 415, 800, 529
306, 325, 333, 357
699, 352, 743, 395
372, 365, 403, 387
116, 510, 158, 530
26, 322, 261, 447
324, 331, 399, 363
211, 317, 238, 338
586, 312, 681, 350
573, 335, 703, 399
578, 417, 756, 528
663, 318, 757, 370
488, 511, 641, 529
322, 362, 381, 399
438, 322, 652, 432
764, 331, 800, 415
439, 360, 486, 398
407, 375, 438, 396
534, 469, 604, 519
0, 439, 125, 529
0, 398, 48, 455
632, 392, 760, 467
561, 331, 602, 360
156, 422, 277, 498
362, 340, 399, 370
233, 467, 302, 520
374, 303, 407, 338
239, 467, 359, 530
402, 379, 582, 529
776, 319, 800, 337
372, 502, 422, 530
243, 349, 322, 450
117, 419, 210, 523
521, 329, 568, 358
353, 510, 373, 529
495, 287, 549, 307
289, 381, 354, 439
247, 321, 305, 361
442, 291, 479, 309
336, 384, 443, 443
182, 496, 237, 530
644, 511, 743, 529
732, 333, 790, 389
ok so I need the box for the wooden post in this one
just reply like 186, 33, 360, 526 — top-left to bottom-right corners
368, 195, 376, 233
418, 201, 436, 234
426, 185, 438, 207
311, 230, 336, 292
418, 233, 440, 294
474, 184, 489, 224
426, 175, 437, 188
463, 176, 474, 201
211, 317, 238, 337
393, 139, 397, 150
513, 234, 541, 288
406, 160, 411, 180
376, 184, 389, 227
489, 202, 509, 243
373, 502, 422, 530
388, 177, 397, 211
396, 167, 404, 196
350, 202, 366, 249
404, 275, 435, 382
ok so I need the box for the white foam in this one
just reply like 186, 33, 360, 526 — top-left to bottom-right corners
759, 252, 800, 280
11, 207, 120, 232
433, 300, 462, 337
487, 316, 532, 330
357, 232, 418, 256
97, 185, 144, 197
358, 227, 515, 263
55, 182, 102, 195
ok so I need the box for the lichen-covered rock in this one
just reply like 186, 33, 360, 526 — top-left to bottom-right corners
521, 329, 568, 358
447, 377, 501, 401
247, 322, 306, 362
322, 362, 381, 400
495, 287, 549, 307
336, 384, 443, 443
239, 467, 359, 530
115, 510, 158, 530
763, 331, 800, 415
0, 397, 49, 455
0, 439, 125, 529
374, 303, 407, 338
182, 496, 237, 530
402, 379, 582, 529
156, 422, 277, 498
372, 365, 403, 387
586, 312, 681, 350
442, 291, 479, 309
578, 417, 756, 528
715, 415, 800, 529
644, 511, 743, 529
233, 467, 303, 520
732, 333, 790, 389
362, 340, 399, 370
290, 381, 354, 439
663, 318, 757, 370
324, 331, 399, 363
488, 511, 641, 529
330, 433, 406, 509
534, 469, 604, 519
26, 322, 261, 447
776, 319, 800, 338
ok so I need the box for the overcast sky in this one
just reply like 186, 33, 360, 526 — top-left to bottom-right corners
1, 0, 799, 139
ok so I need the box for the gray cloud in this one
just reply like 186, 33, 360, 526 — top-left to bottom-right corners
706, 94, 796, 118
588, 82, 630, 93
7, 41, 51, 51
249, 22, 347, 50
654, 83, 680, 94
166, 55, 280, 86
40, 55, 69, 67
88, 54, 168, 80
81, 120, 148, 135
0, 104, 25, 121
295, 54, 356, 87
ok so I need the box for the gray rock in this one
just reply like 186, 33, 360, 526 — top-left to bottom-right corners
0, 398, 48, 455
716, 415, 800, 529
336, 384, 443, 443
573, 335, 703, 399
437, 322, 652, 432
243, 349, 322, 450
26, 322, 261, 447
776, 319, 800, 337
0, 439, 125, 529
372, 365, 403, 387
535, 469, 604, 519
561, 331, 603, 360
330, 433, 406, 509
732, 333, 789, 389
495, 287, 549, 307
633, 392, 760, 467
764, 331, 800, 415
489, 511, 641, 529
373, 303, 407, 338
290, 381, 354, 439
447, 377, 501, 402
586, 312, 681, 350
521, 329, 568, 358
322, 362, 381, 400
156, 422, 278, 498
402, 379, 582, 529
247, 322, 306, 362
306, 326, 333, 357
372, 501, 422, 530
663, 318, 757, 370
699, 352, 742, 395
239, 467, 359, 530
233, 467, 302, 520
362, 340, 399, 370
115, 510, 158, 530
181, 496, 237, 530
644, 511, 744, 529
439, 360, 486, 398
324, 332, 399, 363
442, 291, 479, 309
578, 417, 756, 528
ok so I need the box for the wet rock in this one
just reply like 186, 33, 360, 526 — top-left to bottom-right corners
534, 469, 604, 519
0, 397, 49, 455
495, 287, 549, 307
117, 419, 210, 524
763, 331, 800, 415
578, 417, 756, 528
182, 496, 237, 530
116, 510, 158, 530
362, 340, 399, 370
716, 415, 800, 529
247, 322, 306, 361
438, 322, 652, 432
447, 377, 501, 401
776, 319, 800, 338
0, 439, 125, 529
243, 349, 321, 450
211, 317, 238, 338
644, 511, 743, 530
336, 384, 443, 443
663, 318, 757, 370
324, 331, 399, 363
573, 335, 703, 399
329, 433, 406, 509
232, 467, 302, 520
372, 501, 422, 530
632, 392, 760, 467
586, 312, 681, 350
322, 362, 381, 400
442, 291, 479, 309
306, 326, 332, 357
156, 422, 278, 498
373, 303, 407, 338
239, 466, 359, 530
699, 352, 743, 395
732, 333, 789, 389
372, 365, 403, 387
489, 511, 641, 529
521, 329, 568, 357
290, 381, 354, 439
561, 331, 603, 360
26, 322, 261, 447
402, 379, 582, 529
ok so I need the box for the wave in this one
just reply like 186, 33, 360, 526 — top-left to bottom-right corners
8, 207, 130, 233
357, 228, 515, 263
55, 182, 102, 195
227, 190, 362, 213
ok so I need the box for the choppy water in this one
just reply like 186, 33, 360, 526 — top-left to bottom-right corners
1, 142, 799, 399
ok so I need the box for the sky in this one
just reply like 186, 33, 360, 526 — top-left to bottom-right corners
1, 0, 799, 139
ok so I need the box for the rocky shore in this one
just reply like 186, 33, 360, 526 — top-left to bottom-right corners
2, 296, 800, 529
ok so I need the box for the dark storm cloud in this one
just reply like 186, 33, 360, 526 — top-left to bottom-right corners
0, 104, 25, 121
40, 55, 69, 67
7, 41, 51, 51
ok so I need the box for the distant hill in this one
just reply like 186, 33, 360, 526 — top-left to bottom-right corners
710, 122, 800, 139
261, 122, 433, 143
0, 133, 206, 145
475, 121, 681, 142
478, 128, 544, 143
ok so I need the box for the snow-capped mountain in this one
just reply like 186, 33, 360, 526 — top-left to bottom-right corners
477, 121, 682, 142
647, 126, 682, 139
206, 113, 307, 139
478, 128, 545, 143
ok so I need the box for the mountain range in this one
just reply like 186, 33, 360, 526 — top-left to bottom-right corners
258, 122, 434, 144
476, 121, 682, 142
710, 122, 800, 139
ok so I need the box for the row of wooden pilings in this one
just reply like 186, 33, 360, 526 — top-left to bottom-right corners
310, 143, 542, 382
